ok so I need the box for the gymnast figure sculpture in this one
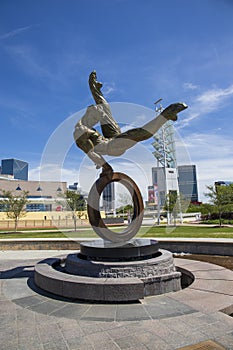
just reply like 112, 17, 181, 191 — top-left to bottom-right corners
74, 71, 188, 175
74, 71, 188, 242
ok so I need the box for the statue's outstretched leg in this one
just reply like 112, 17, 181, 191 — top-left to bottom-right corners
95, 102, 188, 157
138, 102, 187, 134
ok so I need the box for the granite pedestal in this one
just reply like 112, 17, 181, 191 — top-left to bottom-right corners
34, 239, 182, 302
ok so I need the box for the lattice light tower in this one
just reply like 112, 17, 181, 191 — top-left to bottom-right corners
152, 99, 182, 225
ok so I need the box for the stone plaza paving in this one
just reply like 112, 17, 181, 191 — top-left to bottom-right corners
0, 251, 233, 350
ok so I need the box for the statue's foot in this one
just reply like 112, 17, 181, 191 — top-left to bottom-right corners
161, 102, 188, 121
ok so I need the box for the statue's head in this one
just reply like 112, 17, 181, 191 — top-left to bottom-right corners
89, 71, 97, 80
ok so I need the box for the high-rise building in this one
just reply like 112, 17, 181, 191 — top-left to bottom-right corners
151, 166, 179, 206
102, 183, 115, 213
178, 165, 198, 202
151, 164, 198, 204
1, 158, 28, 181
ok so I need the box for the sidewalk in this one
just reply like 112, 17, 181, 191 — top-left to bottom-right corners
1, 250, 233, 349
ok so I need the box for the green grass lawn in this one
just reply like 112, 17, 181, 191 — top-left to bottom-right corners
141, 225, 233, 239
0, 231, 67, 239
0, 228, 96, 239
0, 225, 233, 239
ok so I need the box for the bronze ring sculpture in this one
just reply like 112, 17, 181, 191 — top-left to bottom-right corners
87, 172, 144, 243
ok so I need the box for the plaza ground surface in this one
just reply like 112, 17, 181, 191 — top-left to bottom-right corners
1, 249, 233, 350
176, 254, 233, 271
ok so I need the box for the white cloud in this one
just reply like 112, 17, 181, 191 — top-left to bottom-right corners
196, 85, 233, 110
102, 83, 116, 97
0, 26, 33, 40
183, 82, 198, 90
179, 84, 233, 127
29, 164, 79, 185
182, 132, 233, 159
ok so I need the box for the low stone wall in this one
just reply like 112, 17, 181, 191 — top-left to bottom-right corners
0, 239, 80, 251
158, 239, 233, 256
34, 258, 145, 302
0, 238, 232, 256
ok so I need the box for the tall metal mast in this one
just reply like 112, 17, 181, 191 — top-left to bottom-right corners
152, 100, 182, 225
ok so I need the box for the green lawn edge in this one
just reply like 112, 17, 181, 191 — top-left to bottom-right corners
0, 225, 233, 239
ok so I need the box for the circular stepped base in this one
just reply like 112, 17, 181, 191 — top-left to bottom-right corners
34, 239, 182, 302
79, 238, 159, 261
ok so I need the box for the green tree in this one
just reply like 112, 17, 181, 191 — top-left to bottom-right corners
0, 190, 29, 231
204, 184, 233, 227
58, 190, 86, 231
198, 202, 214, 217
187, 203, 201, 213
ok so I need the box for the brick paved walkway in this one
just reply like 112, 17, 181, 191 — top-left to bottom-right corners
0, 252, 233, 350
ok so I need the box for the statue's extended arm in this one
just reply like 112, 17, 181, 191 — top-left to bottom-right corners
88, 71, 121, 138
89, 71, 108, 105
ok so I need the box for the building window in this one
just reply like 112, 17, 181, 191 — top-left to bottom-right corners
26, 204, 52, 212
16, 185, 22, 191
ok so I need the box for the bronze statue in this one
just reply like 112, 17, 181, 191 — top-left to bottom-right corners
74, 71, 187, 174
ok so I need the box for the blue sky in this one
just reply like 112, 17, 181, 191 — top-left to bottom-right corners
1, 0, 233, 201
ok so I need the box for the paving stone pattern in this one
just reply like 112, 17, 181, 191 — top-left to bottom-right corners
0, 257, 233, 349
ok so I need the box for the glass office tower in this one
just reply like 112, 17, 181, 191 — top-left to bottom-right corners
177, 165, 198, 202
1, 158, 28, 181
102, 182, 115, 214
